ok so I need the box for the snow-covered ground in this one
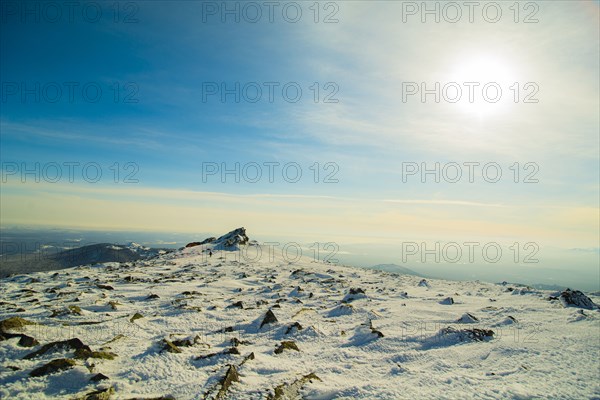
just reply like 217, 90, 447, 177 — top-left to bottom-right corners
1, 230, 599, 399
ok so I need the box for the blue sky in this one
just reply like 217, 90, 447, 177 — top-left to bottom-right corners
1, 1, 599, 288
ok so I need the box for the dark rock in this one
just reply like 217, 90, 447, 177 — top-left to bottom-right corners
146, 294, 160, 300
172, 335, 202, 347
274, 341, 300, 354
74, 348, 117, 360
130, 313, 144, 322
215, 365, 239, 399
260, 310, 278, 328
0, 316, 34, 332
90, 373, 109, 382
227, 301, 244, 309
349, 288, 365, 295
162, 339, 182, 354
271, 372, 321, 399
196, 347, 239, 360
559, 289, 598, 310
186, 237, 216, 248
285, 322, 303, 335
240, 352, 255, 366
215, 228, 249, 249
230, 338, 250, 347
18, 334, 39, 347
440, 327, 494, 342
96, 284, 114, 291
82, 386, 114, 400
29, 358, 76, 377
24, 338, 91, 359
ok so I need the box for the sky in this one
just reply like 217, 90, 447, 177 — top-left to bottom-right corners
1, 1, 599, 288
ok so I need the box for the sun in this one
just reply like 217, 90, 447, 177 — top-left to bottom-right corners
447, 55, 518, 117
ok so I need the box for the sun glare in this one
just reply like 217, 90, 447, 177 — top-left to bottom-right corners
448, 55, 518, 117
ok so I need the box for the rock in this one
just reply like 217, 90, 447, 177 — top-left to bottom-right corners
418, 279, 429, 287
172, 335, 202, 347
457, 313, 479, 323
18, 334, 39, 347
81, 386, 115, 400
230, 337, 249, 347
90, 373, 109, 382
342, 288, 367, 303
24, 338, 91, 359
215, 365, 239, 399
271, 372, 321, 400
74, 348, 117, 360
162, 339, 182, 353
108, 301, 121, 310
146, 294, 160, 300
227, 301, 244, 309
440, 327, 494, 342
559, 289, 598, 310
96, 284, 114, 291
196, 347, 239, 360
130, 313, 144, 322
368, 320, 384, 338
240, 352, 255, 366
260, 310, 278, 328
69, 305, 83, 315
285, 322, 303, 334
274, 341, 300, 354
439, 297, 454, 305
186, 237, 216, 248
215, 227, 249, 249
29, 358, 76, 377
0, 316, 34, 332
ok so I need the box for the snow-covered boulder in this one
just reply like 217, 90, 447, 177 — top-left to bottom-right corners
559, 289, 598, 310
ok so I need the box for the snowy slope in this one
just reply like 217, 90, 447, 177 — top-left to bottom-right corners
1, 230, 599, 399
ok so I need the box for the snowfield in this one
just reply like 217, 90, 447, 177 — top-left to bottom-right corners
1, 232, 599, 399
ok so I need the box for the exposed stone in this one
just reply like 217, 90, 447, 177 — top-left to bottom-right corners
0, 316, 34, 332
215, 365, 239, 399
227, 301, 244, 309
270, 372, 321, 400
440, 327, 494, 342
18, 334, 39, 347
29, 358, 76, 377
260, 310, 278, 328
560, 289, 598, 310
74, 348, 117, 360
24, 338, 91, 359
96, 284, 114, 291
81, 386, 114, 400
130, 313, 144, 322
90, 373, 109, 382
274, 341, 300, 354
285, 322, 303, 335
162, 339, 182, 353
439, 297, 454, 305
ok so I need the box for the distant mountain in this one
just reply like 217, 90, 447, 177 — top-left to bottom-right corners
0, 242, 168, 277
371, 263, 427, 277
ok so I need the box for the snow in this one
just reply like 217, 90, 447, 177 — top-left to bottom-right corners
1, 239, 599, 399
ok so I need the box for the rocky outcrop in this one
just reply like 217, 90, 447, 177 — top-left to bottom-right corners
24, 338, 91, 360
559, 289, 598, 310
215, 228, 249, 249
29, 358, 76, 377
